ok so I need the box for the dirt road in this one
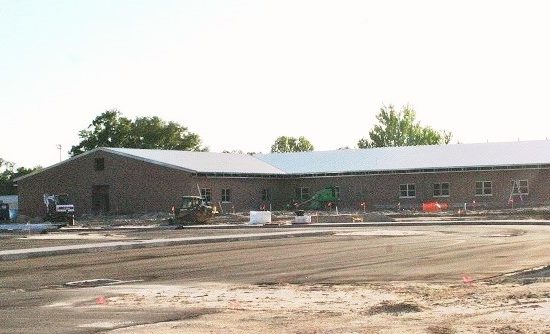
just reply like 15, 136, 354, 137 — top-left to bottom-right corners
1, 225, 549, 333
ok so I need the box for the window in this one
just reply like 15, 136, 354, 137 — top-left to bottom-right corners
200, 188, 212, 202
295, 187, 310, 201
333, 186, 340, 199
94, 158, 105, 171
399, 184, 416, 198
512, 180, 529, 195
221, 189, 231, 202
261, 188, 271, 201
475, 181, 492, 196
433, 182, 450, 197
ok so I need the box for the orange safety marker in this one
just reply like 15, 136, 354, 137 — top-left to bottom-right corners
462, 275, 474, 286
95, 295, 108, 305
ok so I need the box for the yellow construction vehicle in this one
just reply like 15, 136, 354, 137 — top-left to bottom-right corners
170, 196, 216, 224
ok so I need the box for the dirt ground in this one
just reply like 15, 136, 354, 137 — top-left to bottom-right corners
69, 206, 550, 226
48, 279, 550, 334
2, 224, 549, 333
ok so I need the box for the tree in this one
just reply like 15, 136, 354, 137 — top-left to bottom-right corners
222, 150, 260, 155
271, 136, 314, 153
0, 158, 41, 195
127, 116, 204, 151
69, 110, 206, 156
358, 105, 452, 148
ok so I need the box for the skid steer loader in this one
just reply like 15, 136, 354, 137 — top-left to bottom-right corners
44, 193, 75, 225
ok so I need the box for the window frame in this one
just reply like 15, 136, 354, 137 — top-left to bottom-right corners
200, 188, 212, 202
433, 182, 450, 197
512, 180, 529, 195
475, 181, 492, 196
295, 187, 310, 201
221, 188, 231, 203
399, 184, 416, 198
333, 186, 340, 200
261, 188, 271, 201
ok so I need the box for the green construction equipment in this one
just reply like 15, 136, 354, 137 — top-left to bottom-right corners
293, 186, 340, 210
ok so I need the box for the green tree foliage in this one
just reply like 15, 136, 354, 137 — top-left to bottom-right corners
358, 105, 452, 148
69, 109, 206, 156
0, 158, 41, 195
271, 136, 314, 153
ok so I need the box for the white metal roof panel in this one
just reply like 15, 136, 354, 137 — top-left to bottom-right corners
15, 140, 550, 182
105, 148, 286, 174
254, 140, 550, 174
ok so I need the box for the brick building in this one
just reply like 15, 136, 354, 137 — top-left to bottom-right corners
15, 140, 550, 217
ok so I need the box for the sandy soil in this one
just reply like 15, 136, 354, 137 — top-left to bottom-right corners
4, 225, 549, 333
54, 280, 550, 333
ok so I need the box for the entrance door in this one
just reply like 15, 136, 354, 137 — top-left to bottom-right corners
92, 185, 110, 214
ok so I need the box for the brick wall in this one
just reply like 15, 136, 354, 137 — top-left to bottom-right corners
17, 150, 282, 217
17, 149, 550, 218
18, 150, 196, 217
189, 176, 281, 213
278, 168, 550, 211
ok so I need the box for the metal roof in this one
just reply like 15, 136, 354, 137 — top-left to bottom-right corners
15, 140, 550, 182
105, 148, 286, 175
254, 140, 550, 174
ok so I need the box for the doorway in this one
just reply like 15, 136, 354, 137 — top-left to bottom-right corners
92, 185, 110, 214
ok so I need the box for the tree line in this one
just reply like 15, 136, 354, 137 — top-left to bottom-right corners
0, 159, 41, 195
1, 104, 452, 194
271, 104, 451, 152
69, 104, 451, 155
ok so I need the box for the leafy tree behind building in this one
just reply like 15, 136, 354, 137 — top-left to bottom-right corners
0, 158, 41, 195
358, 105, 452, 148
69, 110, 206, 156
271, 136, 314, 153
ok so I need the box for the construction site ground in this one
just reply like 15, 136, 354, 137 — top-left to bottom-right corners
1, 211, 549, 333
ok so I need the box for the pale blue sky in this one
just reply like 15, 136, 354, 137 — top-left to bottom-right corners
1, 0, 550, 168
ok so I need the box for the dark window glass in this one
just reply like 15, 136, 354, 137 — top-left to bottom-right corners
261, 189, 271, 201
95, 158, 105, 171
200, 188, 212, 202
512, 180, 529, 195
399, 184, 416, 198
221, 189, 231, 202
295, 187, 310, 201
475, 181, 492, 196
434, 182, 450, 196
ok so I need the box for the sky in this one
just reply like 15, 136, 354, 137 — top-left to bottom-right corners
1, 0, 550, 168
